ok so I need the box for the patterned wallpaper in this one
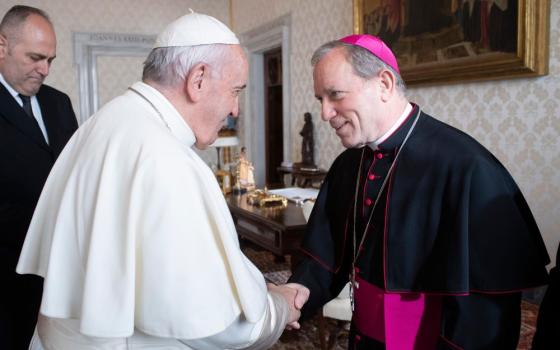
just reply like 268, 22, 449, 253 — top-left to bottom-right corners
233, 0, 560, 264
97, 55, 145, 107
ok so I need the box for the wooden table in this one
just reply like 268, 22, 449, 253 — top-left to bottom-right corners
225, 193, 307, 269
277, 166, 327, 188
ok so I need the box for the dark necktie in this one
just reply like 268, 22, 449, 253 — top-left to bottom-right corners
19, 94, 35, 118
19, 94, 45, 141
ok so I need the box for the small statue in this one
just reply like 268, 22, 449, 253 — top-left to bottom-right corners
299, 112, 315, 167
235, 147, 255, 192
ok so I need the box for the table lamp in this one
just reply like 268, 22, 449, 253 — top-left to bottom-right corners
210, 136, 239, 194
210, 136, 239, 170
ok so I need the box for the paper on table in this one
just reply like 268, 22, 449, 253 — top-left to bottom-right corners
267, 187, 319, 203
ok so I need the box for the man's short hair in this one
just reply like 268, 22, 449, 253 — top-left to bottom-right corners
142, 44, 230, 87
311, 40, 407, 94
0, 5, 52, 41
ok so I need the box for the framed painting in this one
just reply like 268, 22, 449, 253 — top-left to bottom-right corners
353, 0, 550, 85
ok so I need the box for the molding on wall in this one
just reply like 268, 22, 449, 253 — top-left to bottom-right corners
73, 32, 155, 123
240, 14, 292, 187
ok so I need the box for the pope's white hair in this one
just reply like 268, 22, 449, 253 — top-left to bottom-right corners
142, 44, 230, 87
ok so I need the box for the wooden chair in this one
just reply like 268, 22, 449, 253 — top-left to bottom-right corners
317, 283, 352, 350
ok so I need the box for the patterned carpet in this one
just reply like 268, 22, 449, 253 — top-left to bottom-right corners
242, 243, 540, 350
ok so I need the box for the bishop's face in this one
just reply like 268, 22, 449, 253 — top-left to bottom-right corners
313, 47, 386, 148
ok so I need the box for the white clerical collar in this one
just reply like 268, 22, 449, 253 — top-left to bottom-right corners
368, 103, 412, 150
129, 81, 196, 147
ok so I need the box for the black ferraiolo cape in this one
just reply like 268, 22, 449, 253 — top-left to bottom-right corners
290, 107, 550, 347
290, 106, 549, 350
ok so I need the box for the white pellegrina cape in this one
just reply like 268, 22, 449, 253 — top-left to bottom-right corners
17, 82, 284, 347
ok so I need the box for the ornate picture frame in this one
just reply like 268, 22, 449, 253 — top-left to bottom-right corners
353, 0, 550, 85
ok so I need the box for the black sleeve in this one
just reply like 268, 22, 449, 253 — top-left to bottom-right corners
287, 173, 351, 320
288, 257, 336, 320
287, 151, 356, 320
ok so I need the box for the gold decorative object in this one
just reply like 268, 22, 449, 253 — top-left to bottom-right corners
215, 170, 232, 194
210, 136, 239, 195
246, 189, 288, 208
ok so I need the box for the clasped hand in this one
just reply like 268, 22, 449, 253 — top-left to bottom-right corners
267, 283, 310, 330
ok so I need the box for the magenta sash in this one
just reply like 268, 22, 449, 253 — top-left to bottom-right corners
353, 275, 442, 349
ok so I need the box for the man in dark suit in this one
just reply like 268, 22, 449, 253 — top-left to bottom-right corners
0, 5, 78, 349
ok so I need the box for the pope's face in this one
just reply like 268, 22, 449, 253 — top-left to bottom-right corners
0, 14, 56, 96
313, 47, 385, 148
195, 46, 248, 148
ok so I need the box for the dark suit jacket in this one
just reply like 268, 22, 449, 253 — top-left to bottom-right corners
0, 82, 78, 273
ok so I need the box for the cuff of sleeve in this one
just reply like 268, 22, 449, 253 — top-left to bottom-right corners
243, 291, 289, 350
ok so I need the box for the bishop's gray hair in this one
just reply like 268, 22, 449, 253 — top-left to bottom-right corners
311, 40, 406, 94
142, 44, 230, 87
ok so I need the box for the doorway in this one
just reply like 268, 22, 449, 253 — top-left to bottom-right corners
264, 48, 283, 187
241, 15, 292, 188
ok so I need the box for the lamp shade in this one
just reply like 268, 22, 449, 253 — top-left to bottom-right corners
210, 136, 239, 148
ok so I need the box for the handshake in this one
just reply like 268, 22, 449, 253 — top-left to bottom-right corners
267, 282, 310, 330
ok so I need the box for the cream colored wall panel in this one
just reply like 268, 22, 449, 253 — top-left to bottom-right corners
97, 56, 144, 106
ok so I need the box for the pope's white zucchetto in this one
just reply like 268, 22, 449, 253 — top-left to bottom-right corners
154, 9, 239, 48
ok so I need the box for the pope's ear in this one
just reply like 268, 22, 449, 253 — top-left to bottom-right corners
184, 63, 208, 103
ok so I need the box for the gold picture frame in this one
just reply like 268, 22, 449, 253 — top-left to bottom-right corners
353, 0, 550, 85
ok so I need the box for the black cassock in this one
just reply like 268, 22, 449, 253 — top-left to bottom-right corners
532, 243, 559, 349
289, 105, 549, 349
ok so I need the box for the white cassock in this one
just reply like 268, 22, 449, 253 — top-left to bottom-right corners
16, 82, 289, 349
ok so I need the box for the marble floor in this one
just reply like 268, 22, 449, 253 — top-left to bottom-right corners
242, 243, 539, 350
